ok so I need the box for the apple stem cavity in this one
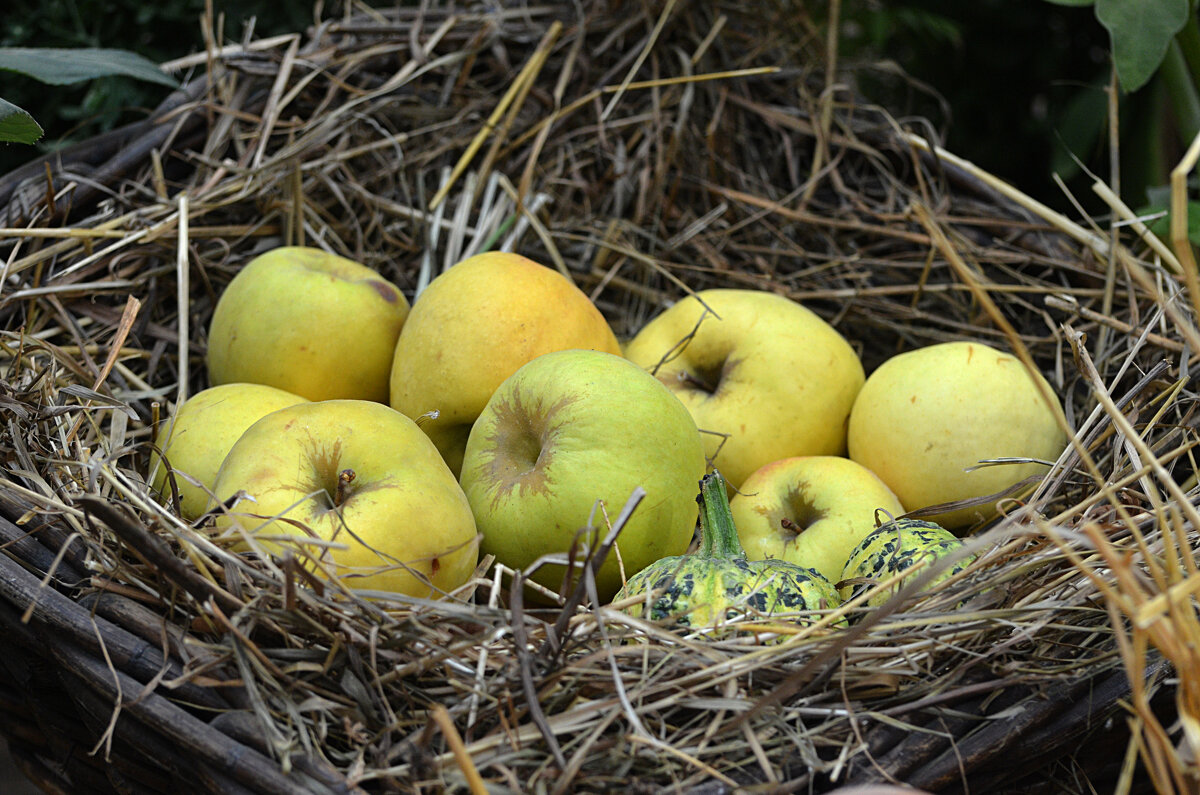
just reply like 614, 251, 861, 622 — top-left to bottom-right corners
697, 471, 746, 559
680, 371, 716, 393
335, 468, 356, 506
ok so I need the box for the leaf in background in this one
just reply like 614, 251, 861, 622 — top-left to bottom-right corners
1140, 199, 1200, 246
0, 48, 177, 88
1041, 0, 1095, 6
1050, 77, 1109, 179
1096, 0, 1189, 92
0, 97, 43, 144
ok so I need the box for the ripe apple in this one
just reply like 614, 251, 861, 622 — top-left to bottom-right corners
623, 288, 865, 489
150, 383, 308, 519
207, 246, 410, 403
847, 340, 1067, 529
389, 251, 621, 477
458, 349, 706, 601
729, 456, 905, 584
212, 400, 479, 597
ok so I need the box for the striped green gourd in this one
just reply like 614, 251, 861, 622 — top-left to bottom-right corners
839, 517, 974, 607
615, 471, 842, 631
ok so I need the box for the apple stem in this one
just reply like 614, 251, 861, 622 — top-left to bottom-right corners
696, 471, 746, 559
781, 517, 804, 535
335, 468, 356, 506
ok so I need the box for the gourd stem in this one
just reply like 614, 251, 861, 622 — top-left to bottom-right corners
697, 471, 745, 558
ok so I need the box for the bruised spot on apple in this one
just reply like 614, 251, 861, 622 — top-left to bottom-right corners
368, 279, 401, 303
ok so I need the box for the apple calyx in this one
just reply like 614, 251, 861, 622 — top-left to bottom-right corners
696, 471, 746, 559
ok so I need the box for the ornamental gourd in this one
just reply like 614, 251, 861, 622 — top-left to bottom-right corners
615, 472, 842, 632
839, 518, 975, 608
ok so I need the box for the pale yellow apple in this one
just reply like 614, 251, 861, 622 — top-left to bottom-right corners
207, 246, 410, 402
623, 289, 865, 490
458, 349, 706, 602
848, 341, 1068, 529
389, 251, 621, 477
212, 400, 479, 597
730, 456, 905, 584
150, 383, 308, 519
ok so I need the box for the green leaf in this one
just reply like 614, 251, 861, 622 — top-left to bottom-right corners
1042, 0, 1095, 6
1097, 0, 1190, 91
0, 48, 177, 88
0, 97, 43, 144
1140, 198, 1200, 246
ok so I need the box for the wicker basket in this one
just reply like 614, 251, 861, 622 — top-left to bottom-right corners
0, 2, 1195, 792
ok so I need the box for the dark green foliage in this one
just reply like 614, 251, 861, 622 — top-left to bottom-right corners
3, 0, 1166, 212
0, 0, 315, 173
839, 0, 1115, 211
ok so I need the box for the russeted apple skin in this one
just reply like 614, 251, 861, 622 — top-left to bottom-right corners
623, 288, 865, 490
459, 350, 707, 602
847, 341, 1067, 529
151, 383, 309, 520
212, 400, 479, 598
207, 246, 410, 403
389, 251, 622, 478
729, 456, 905, 584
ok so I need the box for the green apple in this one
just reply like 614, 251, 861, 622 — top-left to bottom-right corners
729, 455, 905, 584
212, 400, 479, 597
390, 251, 621, 477
150, 383, 308, 519
458, 349, 706, 601
848, 341, 1068, 529
207, 246, 410, 402
623, 288, 865, 490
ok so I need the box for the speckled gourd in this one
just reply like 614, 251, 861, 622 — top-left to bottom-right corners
839, 518, 974, 607
615, 472, 842, 631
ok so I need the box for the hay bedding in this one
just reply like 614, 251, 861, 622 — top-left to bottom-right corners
0, 1, 1196, 792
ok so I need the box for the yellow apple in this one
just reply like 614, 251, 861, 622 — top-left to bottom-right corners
730, 456, 905, 584
847, 341, 1067, 529
150, 383, 309, 519
623, 289, 865, 490
458, 349, 706, 601
389, 251, 621, 477
207, 246, 410, 402
212, 400, 479, 597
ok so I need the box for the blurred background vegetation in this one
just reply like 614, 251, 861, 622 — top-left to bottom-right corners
0, 0, 310, 175
0, 0, 1188, 216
